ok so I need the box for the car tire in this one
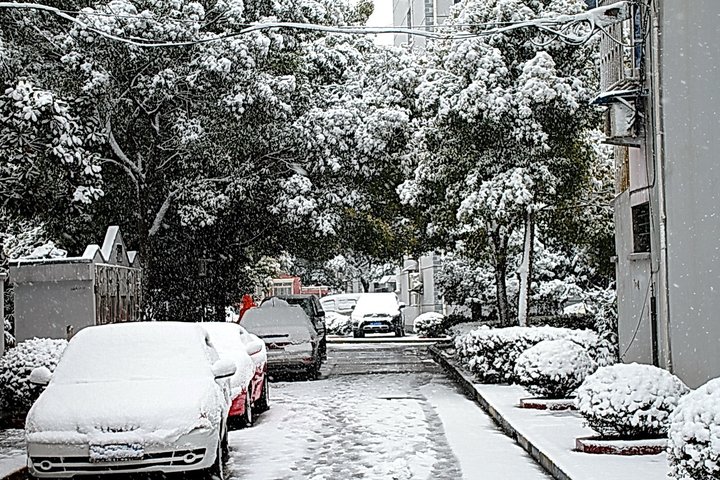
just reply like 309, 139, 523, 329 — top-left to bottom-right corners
256, 378, 270, 413
203, 433, 225, 480
239, 392, 253, 428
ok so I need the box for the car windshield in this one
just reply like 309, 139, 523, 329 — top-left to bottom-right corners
201, 322, 243, 356
51, 324, 211, 384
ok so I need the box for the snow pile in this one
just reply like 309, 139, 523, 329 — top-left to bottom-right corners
325, 312, 353, 336
0, 338, 67, 413
413, 312, 445, 338
454, 326, 598, 383
668, 378, 720, 479
576, 363, 689, 439
514, 339, 597, 398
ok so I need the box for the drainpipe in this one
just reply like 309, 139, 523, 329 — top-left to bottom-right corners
0, 271, 7, 358
650, 3, 673, 372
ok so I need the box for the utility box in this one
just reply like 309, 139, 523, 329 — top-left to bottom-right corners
9, 226, 142, 342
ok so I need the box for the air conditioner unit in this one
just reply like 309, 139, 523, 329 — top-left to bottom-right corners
605, 102, 635, 138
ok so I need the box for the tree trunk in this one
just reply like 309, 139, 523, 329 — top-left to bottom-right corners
517, 211, 535, 327
491, 230, 511, 326
360, 277, 370, 293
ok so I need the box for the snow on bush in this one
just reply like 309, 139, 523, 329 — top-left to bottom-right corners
413, 312, 445, 338
454, 326, 598, 383
325, 312, 353, 336
668, 378, 720, 479
0, 338, 67, 413
576, 363, 689, 439
514, 339, 597, 398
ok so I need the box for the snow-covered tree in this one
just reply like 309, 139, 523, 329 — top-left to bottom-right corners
399, 0, 605, 325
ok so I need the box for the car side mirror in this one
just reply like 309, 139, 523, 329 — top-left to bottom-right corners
211, 359, 237, 379
29, 366, 52, 386
317, 311, 326, 317
245, 341, 263, 357
398, 302, 407, 309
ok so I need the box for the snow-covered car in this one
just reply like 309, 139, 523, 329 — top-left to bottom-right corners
351, 292, 406, 338
320, 293, 362, 316
241, 300, 322, 379
269, 294, 327, 360
201, 322, 270, 427
25, 322, 235, 479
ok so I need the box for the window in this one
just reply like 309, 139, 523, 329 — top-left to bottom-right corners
632, 202, 651, 253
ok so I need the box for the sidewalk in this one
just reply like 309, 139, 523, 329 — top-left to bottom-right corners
430, 346, 670, 480
0, 429, 25, 480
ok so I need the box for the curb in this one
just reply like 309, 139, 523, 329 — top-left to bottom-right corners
429, 345, 573, 480
1, 466, 26, 480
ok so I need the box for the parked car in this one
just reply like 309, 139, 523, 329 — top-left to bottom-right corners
25, 322, 235, 479
351, 292, 406, 338
266, 294, 327, 360
201, 322, 269, 427
241, 300, 322, 379
320, 293, 362, 316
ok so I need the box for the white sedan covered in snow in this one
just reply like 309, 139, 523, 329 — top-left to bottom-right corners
25, 322, 236, 479
201, 322, 269, 427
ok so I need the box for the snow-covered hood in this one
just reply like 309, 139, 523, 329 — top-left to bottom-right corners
26, 378, 225, 445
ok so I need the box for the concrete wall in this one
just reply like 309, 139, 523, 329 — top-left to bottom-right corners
419, 254, 442, 314
659, 0, 720, 388
12, 262, 96, 341
614, 191, 654, 364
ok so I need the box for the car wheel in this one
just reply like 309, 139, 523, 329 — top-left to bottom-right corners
256, 378, 270, 413
239, 392, 253, 428
205, 433, 225, 480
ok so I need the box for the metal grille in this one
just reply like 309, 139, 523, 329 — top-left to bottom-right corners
95, 264, 143, 325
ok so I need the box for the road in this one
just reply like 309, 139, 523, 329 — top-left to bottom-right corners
224, 340, 550, 480
5, 340, 549, 480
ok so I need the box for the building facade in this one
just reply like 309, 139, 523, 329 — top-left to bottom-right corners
600, 1, 720, 388
392, 0, 459, 48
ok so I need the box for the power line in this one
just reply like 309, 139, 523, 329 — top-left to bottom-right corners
0, 1, 632, 48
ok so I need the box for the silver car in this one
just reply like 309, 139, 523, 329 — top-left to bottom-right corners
25, 322, 235, 479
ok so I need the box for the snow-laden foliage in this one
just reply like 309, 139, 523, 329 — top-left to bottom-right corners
399, 0, 605, 326
0, 338, 68, 414
325, 312, 353, 336
514, 339, 597, 398
3, 318, 15, 350
413, 312, 445, 338
576, 363, 689, 439
581, 285, 618, 366
454, 326, 598, 383
668, 378, 720, 479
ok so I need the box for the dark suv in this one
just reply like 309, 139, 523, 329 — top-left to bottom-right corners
271, 294, 327, 360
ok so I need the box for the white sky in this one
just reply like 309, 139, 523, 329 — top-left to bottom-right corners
367, 0, 395, 45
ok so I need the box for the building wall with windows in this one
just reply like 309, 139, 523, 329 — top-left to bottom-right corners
602, 0, 720, 388
392, 0, 459, 48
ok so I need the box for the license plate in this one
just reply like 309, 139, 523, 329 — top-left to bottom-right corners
370, 322, 383, 327
89, 443, 144, 462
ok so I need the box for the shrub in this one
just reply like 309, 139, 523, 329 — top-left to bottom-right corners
325, 312, 353, 336
514, 339, 597, 398
413, 312, 445, 337
454, 326, 599, 383
0, 338, 67, 414
668, 378, 720, 479
576, 363, 689, 439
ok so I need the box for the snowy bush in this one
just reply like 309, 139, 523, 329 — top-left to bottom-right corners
514, 339, 597, 398
668, 378, 720, 479
0, 338, 67, 414
325, 312, 353, 336
454, 326, 598, 383
576, 363, 689, 439
413, 312, 445, 337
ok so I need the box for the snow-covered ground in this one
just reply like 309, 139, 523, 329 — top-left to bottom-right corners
0, 429, 25, 479
226, 373, 549, 480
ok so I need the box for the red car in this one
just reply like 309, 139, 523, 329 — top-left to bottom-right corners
202, 322, 269, 427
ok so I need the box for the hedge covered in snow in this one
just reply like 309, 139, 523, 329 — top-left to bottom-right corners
668, 378, 720, 479
413, 312, 445, 338
0, 338, 67, 414
454, 326, 599, 383
576, 363, 689, 439
514, 339, 597, 398
325, 312, 353, 336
